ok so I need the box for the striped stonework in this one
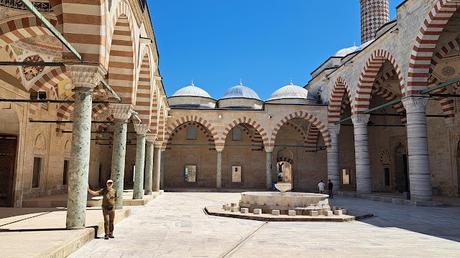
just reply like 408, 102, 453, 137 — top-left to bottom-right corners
49, 0, 106, 63
305, 124, 320, 152
221, 117, 268, 151
163, 115, 218, 150
156, 103, 167, 146
165, 122, 216, 151
428, 37, 460, 117
57, 97, 74, 120
354, 49, 404, 114
270, 111, 331, 148
31, 66, 68, 93
407, 0, 460, 95
149, 86, 159, 136
328, 77, 353, 123
134, 52, 152, 125
0, 16, 57, 46
108, 13, 135, 104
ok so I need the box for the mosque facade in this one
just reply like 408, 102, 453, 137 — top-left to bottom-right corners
0, 0, 458, 228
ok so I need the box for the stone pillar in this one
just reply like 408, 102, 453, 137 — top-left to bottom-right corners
160, 150, 165, 189
402, 97, 433, 201
265, 150, 273, 190
153, 144, 162, 192
352, 114, 371, 194
327, 124, 340, 191
110, 104, 132, 209
133, 124, 149, 200
66, 64, 105, 229
144, 136, 155, 195
216, 151, 222, 189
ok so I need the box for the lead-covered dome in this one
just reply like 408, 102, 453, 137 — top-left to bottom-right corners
268, 83, 308, 101
218, 83, 263, 109
172, 83, 212, 98
221, 83, 261, 100
168, 83, 216, 109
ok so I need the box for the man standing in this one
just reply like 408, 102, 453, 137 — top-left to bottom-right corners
317, 180, 325, 194
88, 179, 117, 240
328, 179, 334, 198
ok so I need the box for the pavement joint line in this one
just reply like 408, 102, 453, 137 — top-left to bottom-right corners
0, 211, 53, 228
219, 221, 268, 258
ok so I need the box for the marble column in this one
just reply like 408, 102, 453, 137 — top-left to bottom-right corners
265, 151, 273, 190
352, 114, 371, 194
216, 151, 222, 189
66, 64, 105, 229
153, 145, 162, 192
327, 124, 340, 191
133, 124, 149, 199
144, 137, 155, 195
402, 97, 433, 201
110, 104, 132, 209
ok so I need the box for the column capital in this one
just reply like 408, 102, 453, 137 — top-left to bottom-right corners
351, 114, 370, 125
146, 134, 157, 143
134, 123, 150, 135
264, 146, 274, 153
67, 64, 106, 89
110, 104, 134, 121
402, 96, 428, 113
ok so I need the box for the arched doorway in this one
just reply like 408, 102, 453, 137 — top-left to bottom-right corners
0, 109, 19, 207
394, 142, 409, 194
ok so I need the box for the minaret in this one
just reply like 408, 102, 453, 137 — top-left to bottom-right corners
360, 0, 390, 44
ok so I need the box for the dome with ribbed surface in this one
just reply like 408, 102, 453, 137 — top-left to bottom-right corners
221, 83, 260, 100
267, 83, 309, 101
172, 83, 212, 98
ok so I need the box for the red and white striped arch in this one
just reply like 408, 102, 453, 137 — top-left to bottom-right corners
354, 49, 405, 114
407, 0, 460, 95
305, 124, 320, 152
328, 77, 353, 124
162, 115, 218, 150
49, 0, 106, 63
0, 16, 57, 46
221, 117, 269, 151
107, 10, 136, 105
270, 111, 331, 148
134, 49, 154, 125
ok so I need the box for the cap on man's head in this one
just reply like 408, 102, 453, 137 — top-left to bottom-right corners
107, 179, 114, 184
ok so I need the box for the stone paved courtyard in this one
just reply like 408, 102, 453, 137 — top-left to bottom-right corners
70, 193, 460, 258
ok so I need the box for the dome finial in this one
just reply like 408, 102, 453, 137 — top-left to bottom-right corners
191, 80, 195, 87
239, 78, 243, 86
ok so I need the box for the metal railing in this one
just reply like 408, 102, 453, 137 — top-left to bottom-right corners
0, 0, 51, 12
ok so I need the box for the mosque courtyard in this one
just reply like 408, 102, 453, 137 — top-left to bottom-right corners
69, 192, 460, 258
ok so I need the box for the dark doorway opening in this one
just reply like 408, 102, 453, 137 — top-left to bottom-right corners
0, 135, 17, 207
395, 143, 409, 194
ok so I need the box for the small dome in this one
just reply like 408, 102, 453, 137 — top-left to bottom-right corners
221, 83, 260, 100
267, 83, 308, 101
334, 45, 360, 57
172, 83, 212, 98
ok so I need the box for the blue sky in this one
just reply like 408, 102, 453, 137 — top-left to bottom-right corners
148, 0, 405, 99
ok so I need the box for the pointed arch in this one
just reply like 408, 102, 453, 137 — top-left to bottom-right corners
271, 111, 331, 148
163, 115, 218, 150
354, 49, 405, 114
0, 16, 57, 46
107, 7, 136, 105
221, 117, 268, 150
407, 0, 460, 95
328, 77, 353, 123
134, 49, 153, 125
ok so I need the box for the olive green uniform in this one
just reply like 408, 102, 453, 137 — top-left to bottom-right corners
98, 188, 117, 236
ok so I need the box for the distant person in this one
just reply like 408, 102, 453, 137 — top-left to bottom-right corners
328, 179, 334, 198
88, 179, 117, 240
318, 180, 325, 194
